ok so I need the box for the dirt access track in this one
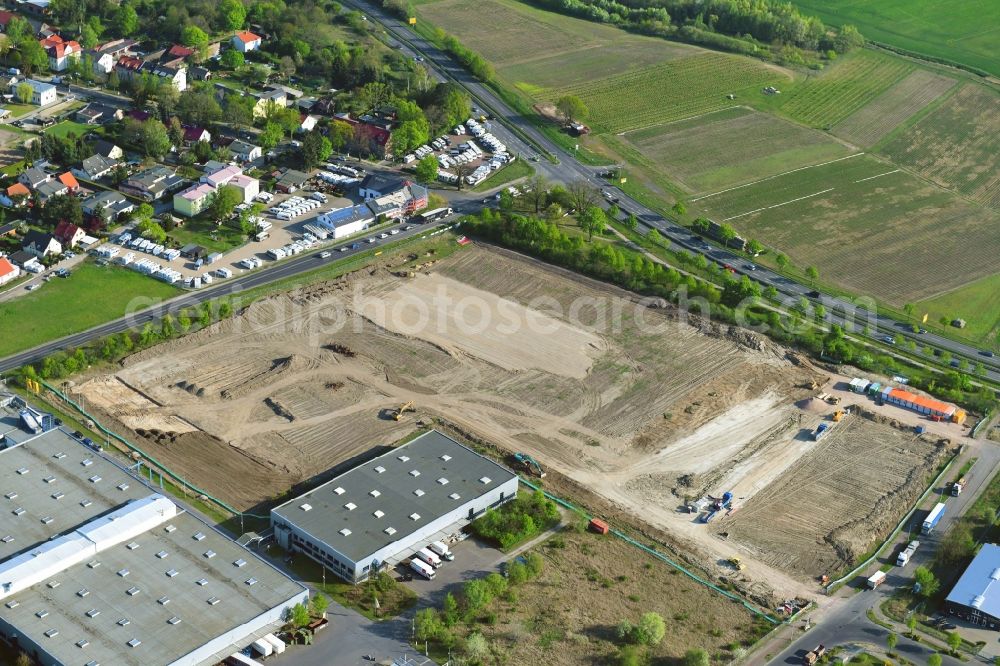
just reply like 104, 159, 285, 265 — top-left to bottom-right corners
75, 245, 948, 598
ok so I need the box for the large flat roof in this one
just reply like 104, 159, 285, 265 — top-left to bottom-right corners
946, 542, 1000, 619
0, 428, 306, 666
272, 430, 517, 562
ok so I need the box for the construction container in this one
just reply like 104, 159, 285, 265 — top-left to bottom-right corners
589, 518, 609, 535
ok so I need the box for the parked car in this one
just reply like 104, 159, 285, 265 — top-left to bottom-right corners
882, 336, 895, 344
25, 283, 40, 291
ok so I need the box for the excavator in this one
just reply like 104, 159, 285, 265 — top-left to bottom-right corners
513, 452, 546, 478
393, 401, 415, 421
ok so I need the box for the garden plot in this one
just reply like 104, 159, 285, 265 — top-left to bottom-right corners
832, 69, 957, 147
71, 246, 941, 594
622, 106, 853, 193
879, 83, 1000, 208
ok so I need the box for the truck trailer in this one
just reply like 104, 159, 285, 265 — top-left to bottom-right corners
896, 540, 920, 567
867, 570, 887, 589
416, 547, 442, 568
922, 502, 946, 534
410, 558, 436, 580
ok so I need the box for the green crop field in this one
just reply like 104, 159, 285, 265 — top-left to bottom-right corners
545, 52, 784, 134
777, 50, 913, 128
879, 84, 1000, 209
791, 0, 1000, 77
621, 106, 852, 193
832, 69, 956, 147
0, 262, 179, 357
916, 273, 1000, 347
693, 155, 1000, 305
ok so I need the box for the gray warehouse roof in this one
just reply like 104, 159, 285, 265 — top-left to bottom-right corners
946, 543, 1000, 619
0, 428, 306, 666
272, 431, 517, 561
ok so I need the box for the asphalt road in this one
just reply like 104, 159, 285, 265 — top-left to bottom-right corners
345, 0, 1000, 383
764, 441, 1000, 665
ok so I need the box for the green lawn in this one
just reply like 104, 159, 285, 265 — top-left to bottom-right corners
168, 218, 246, 254
792, 0, 1000, 76
471, 158, 535, 191
916, 273, 1000, 348
0, 261, 179, 358
44, 120, 95, 140
4, 103, 35, 118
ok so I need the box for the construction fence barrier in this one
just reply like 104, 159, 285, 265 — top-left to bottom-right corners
517, 478, 779, 624
39, 380, 270, 521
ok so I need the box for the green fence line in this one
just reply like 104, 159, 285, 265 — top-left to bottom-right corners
39, 381, 269, 521
517, 478, 779, 624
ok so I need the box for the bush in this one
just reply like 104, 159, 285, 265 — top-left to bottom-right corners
469, 490, 560, 549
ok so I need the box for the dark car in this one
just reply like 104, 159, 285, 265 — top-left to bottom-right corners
82, 437, 95, 448
807, 290, 820, 298
981, 350, 996, 357
73, 431, 83, 439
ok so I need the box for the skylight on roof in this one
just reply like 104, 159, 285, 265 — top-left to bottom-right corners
42, 476, 56, 484
117, 483, 129, 491
156, 551, 168, 559
36, 610, 49, 618
246, 577, 258, 586
193, 532, 206, 541
76, 639, 89, 648
164, 524, 176, 533
450, 493, 461, 500
196, 578, 208, 586
480, 476, 492, 485
409, 513, 421, 521
234, 558, 247, 567
4, 601, 17, 609
339, 528, 352, 536
207, 597, 221, 606
333, 487, 346, 495
126, 542, 139, 551
117, 618, 130, 626
374, 466, 386, 474
397, 455, 409, 462
52, 452, 66, 459
168, 616, 182, 625
80, 499, 92, 508
117, 569, 130, 577
11, 507, 24, 516
88, 475, 101, 483
409, 470, 420, 477
51, 492, 64, 500
300, 503, 312, 512
85, 609, 100, 618
204, 550, 216, 559
127, 638, 141, 648
126, 587, 140, 596
15, 468, 28, 475
44, 628, 58, 638
166, 569, 179, 578
369, 489, 381, 497
440, 454, 452, 461
77, 589, 89, 597
157, 596, 170, 605
81, 459, 92, 467
413, 489, 424, 497
437, 478, 449, 485
3, 492, 16, 500
373, 510, 384, 518
344, 502, 357, 511
384, 527, 396, 536
40, 516, 53, 525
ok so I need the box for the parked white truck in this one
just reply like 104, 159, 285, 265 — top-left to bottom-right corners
429, 541, 455, 561
410, 558, 436, 580
896, 540, 920, 567
416, 547, 442, 568
867, 570, 887, 589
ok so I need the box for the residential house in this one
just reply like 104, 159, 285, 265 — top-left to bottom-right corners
190, 66, 211, 82
18, 0, 50, 17
120, 165, 185, 201
172, 182, 215, 217
3, 183, 31, 207
296, 97, 317, 112
21, 230, 61, 258
267, 84, 303, 100
160, 44, 194, 66
7, 250, 42, 273
183, 126, 212, 144
81, 190, 134, 221
34, 178, 68, 203
72, 154, 119, 181
297, 114, 319, 133
23, 79, 56, 106
252, 89, 287, 119
228, 139, 262, 163
53, 220, 85, 248
312, 97, 337, 116
39, 34, 81, 71
18, 166, 50, 189
358, 173, 403, 200
147, 62, 187, 91
115, 56, 187, 91
232, 30, 262, 53
339, 116, 392, 159
56, 171, 79, 193
126, 109, 151, 122
93, 140, 123, 160
0, 11, 17, 31
0, 256, 19, 286
87, 39, 137, 75
275, 169, 309, 193
0, 74, 18, 90
74, 102, 123, 125
0, 222, 18, 238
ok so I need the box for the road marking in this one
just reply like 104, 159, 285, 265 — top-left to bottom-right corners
853, 169, 900, 183
723, 188, 835, 221
691, 153, 864, 202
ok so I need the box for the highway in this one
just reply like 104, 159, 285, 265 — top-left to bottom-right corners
344, 0, 1000, 384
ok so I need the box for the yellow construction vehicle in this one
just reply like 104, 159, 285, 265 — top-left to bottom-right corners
832, 410, 844, 422
726, 557, 745, 571
393, 401, 415, 421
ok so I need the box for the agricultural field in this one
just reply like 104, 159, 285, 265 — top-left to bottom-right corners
915, 273, 1000, 347
723, 410, 952, 578
692, 155, 1000, 305
879, 84, 1000, 208
791, 0, 1000, 77
621, 106, 853, 193
776, 50, 913, 128
417, 0, 695, 89
832, 69, 957, 147
545, 53, 784, 134
71, 245, 963, 599
0, 261, 179, 358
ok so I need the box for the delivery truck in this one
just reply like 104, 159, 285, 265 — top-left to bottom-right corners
922, 502, 946, 534
416, 547, 442, 568
428, 541, 455, 561
410, 558, 436, 580
896, 540, 920, 567
867, 570, 886, 589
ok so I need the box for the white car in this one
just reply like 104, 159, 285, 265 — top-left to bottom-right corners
389, 229, 400, 235
318, 251, 331, 259
378, 233, 388, 239
367, 237, 377, 244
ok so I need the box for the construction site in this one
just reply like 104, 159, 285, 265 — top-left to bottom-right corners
70, 244, 957, 597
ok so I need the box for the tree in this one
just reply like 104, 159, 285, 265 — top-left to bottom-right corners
913, 566, 940, 598
927, 654, 942, 666
555, 94, 588, 123
946, 631, 961, 653
177, 89, 223, 127
453, 161, 473, 191
80, 24, 99, 49
683, 648, 710, 666
747, 239, 764, 256
833, 24, 864, 53
776, 253, 789, 270
115, 3, 139, 36
719, 223, 737, 245
464, 633, 489, 661
219, 0, 248, 30
300, 131, 333, 170
463, 579, 492, 612
903, 303, 916, 317
524, 552, 544, 578
16, 82, 33, 105
414, 608, 444, 641
671, 201, 687, 217
415, 154, 439, 184
579, 206, 606, 241
288, 602, 310, 628
886, 632, 897, 653
181, 25, 210, 50
40, 194, 82, 227
18, 38, 49, 76
221, 49, 245, 70
906, 615, 917, 636
136, 218, 166, 243
567, 179, 599, 213
648, 229, 662, 246
634, 612, 665, 646
442, 592, 459, 627
310, 592, 328, 617
805, 265, 819, 281
625, 213, 638, 231
209, 186, 242, 223
506, 560, 528, 585
358, 81, 392, 114
328, 120, 353, 154
278, 55, 296, 79
258, 122, 284, 150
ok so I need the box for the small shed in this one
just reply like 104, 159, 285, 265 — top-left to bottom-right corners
205, 251, 223, 265
180, 243, 207, 260
588, 518, 609, 535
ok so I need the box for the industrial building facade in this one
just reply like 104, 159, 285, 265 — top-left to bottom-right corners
271, 431, 519, 583
945, 543, 1000, 629
0, 406, 308, 666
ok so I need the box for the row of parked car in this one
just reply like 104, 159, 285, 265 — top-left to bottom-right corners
408, 540, 455, 580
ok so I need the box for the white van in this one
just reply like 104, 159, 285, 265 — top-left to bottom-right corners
416, 548, 442, 568
216, 267, 233, 278
410, 558, 435, 580
428, 541, 455, 561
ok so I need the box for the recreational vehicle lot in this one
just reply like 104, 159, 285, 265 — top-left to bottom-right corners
70, 245, 953, 594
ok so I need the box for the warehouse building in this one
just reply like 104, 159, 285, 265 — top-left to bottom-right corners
945, 543, 1000, 629
0, 419, 308, 666
880, 386, 966, 423
271, 430, 519, 583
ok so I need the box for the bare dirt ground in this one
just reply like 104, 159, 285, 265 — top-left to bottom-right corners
74, 245, 953, 598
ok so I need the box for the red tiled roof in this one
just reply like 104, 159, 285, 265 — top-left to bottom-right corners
57, 172, 79, 189
233, 30, 261, 44
54, 220, 80, 242
117, 55, 144, 71
183, 126, 208, 142
40, 34, 80, 58
0, 257, 16, 279
7, 183, 30, 197
167, 44, 194, 59
0, 10, 16, 26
